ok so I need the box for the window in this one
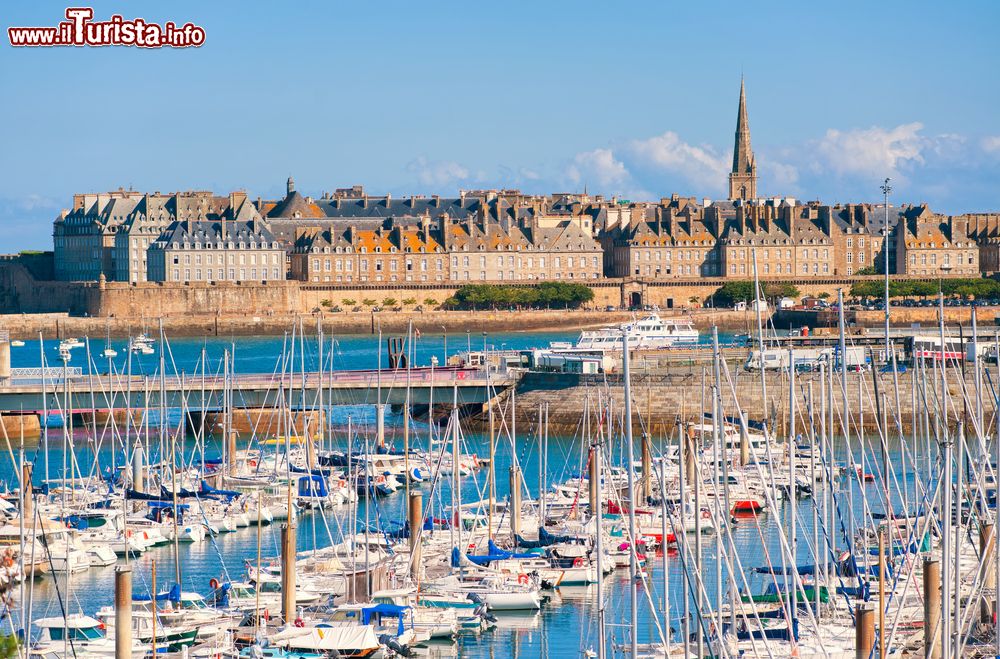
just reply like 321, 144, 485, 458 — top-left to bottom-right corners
847, 238, 853, 248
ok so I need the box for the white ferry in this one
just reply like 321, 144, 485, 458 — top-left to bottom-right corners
554, 314, 699, 352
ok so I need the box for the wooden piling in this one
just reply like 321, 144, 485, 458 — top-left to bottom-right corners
408, 492, 423, 585
980, 523, 995, 624
640, 432, 651, 502
923, 558, 941, 659
114, 565, 132, 659
20, 462, 32, 520
281, 522, 297, 623
855, 604, 875, 659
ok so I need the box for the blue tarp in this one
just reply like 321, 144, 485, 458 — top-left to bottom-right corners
361, 603, 408, 636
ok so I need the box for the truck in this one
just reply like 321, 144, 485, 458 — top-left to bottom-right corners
744, 345, 869, 371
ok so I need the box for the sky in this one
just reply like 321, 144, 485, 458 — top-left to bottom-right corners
2, 1, 999, 250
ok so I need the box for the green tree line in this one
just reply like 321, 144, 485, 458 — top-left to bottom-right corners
850, 277, 1000, 299
711, 281, 801, 307
446, 282, 595, 310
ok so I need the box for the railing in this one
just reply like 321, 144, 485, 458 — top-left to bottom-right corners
11, 367, 83, 379
3, 366, 506, 390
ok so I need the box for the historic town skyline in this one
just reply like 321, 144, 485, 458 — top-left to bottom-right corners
5, 1, 1000, 249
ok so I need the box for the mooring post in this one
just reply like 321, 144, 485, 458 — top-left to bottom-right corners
980, 524, 995, 624
924, 558, 941, 659
641, 432, 652, 503
408, 492, 423, 586
588, 444, 599, 517
509, 464, 521, 539
20, 462, 32, 520
855, 604, 875, 659
115, 565, 132, 659
281, 521, 297, 623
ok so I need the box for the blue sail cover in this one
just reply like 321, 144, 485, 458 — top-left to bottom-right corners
361, 603, 409, 636
134, 583, 181, 603
752, 564, 818, 576
199, 480, 240, 501
487, 539, 541, 558
515, 526, 577, 548
452, 547, 506, 567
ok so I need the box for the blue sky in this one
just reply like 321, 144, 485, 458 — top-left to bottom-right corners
3, 1, 999, 249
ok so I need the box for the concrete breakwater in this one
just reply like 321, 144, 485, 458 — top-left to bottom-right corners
483, 368, 988, 436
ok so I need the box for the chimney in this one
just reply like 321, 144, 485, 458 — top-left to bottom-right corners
385, 193, 391, 208
441, 214, 451, 249
433, 195, 441, 208
229, 191, 248, 212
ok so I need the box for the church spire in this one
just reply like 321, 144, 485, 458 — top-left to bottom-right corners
728, 76, 758, 201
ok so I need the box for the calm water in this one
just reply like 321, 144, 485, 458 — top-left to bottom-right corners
5, 331, 929, 657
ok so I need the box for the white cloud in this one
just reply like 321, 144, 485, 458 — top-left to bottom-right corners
565, 148, 629, 188
405, 157, 471, 188
982, 136, 1000, 154
622, 131, 729, 192
763, 160, 800, 192
813, 122, 925, 179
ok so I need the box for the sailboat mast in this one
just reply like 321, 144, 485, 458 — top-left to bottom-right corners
622, 330, 638, 659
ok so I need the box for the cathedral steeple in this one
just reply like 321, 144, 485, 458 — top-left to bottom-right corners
728, 77, 758, 201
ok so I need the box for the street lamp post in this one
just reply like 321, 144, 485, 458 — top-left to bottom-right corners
881, 178, 892, 366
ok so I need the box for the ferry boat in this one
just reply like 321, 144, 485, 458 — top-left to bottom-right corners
553, 314, 699, 352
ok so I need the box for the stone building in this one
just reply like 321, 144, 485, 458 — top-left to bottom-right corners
603, 197, 721, 279
895, 204, 979, 276
290, 211, 602, 284
53, 189, 144, 280
147, 215, 283, 283
113, 191, 254, 283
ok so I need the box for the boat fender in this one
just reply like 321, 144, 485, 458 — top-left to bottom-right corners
701, 509, 711, 519
209, 577, 220, 590
517, 573, 529, 585
572, 557, 585, 568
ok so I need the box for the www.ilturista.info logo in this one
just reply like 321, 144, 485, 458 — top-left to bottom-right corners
8, 7, 205, 48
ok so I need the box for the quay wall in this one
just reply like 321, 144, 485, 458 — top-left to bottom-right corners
0, 308, 766, 340
496, 369, 987, 436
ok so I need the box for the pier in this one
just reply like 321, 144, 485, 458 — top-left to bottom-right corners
0, 366, 517, 412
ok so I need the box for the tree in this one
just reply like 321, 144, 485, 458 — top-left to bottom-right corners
341, 298, 357, 307
712, 281, 756, 307
442, 297, 460, 309
449, 282, 594, 310
763, 282, 800, 301
818, 292, 831, 300
854, 266, 877, 276
423, 297, 438, 307
362, 298, 377, 307
320, 299, 333, 308
402, 297, 417, 306
382, 297, 397, 308
688, 295, 701, 306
